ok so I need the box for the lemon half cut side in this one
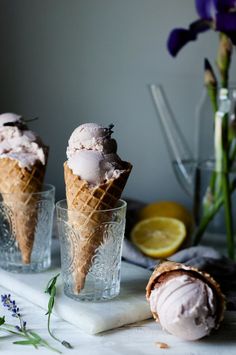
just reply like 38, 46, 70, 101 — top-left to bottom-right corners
131, 217, 186, 259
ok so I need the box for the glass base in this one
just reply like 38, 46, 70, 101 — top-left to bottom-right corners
0, 256, 51, 273
64, 282, 120, 302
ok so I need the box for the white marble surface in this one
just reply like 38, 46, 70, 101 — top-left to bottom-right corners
0, 282, 235, 355
0, 261, 152, 335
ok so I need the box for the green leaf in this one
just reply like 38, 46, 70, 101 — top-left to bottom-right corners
13, 339, 39, 346
28, 330, 42, 341
45, 274, 60, 295
0, 316, 5, 326
47, 299, 54, 315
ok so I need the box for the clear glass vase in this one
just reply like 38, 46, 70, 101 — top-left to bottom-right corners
149, 84, 236, 257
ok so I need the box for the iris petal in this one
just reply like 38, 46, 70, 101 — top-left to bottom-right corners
195, 0, 215, 19
167, 28, 196, 57
167, 20, 210, 57
214, 0, 236, 12
216, 13, 236, 31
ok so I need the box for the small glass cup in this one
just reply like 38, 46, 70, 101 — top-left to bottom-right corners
56, 199, 127, 301
0, 184, 55, 273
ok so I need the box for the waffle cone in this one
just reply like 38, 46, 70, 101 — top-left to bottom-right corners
64, 161, 132, 293
0, 157, 47, 263
146, 261, 225, 325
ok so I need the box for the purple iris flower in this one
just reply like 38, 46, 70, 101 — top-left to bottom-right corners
168, 0, 236, 57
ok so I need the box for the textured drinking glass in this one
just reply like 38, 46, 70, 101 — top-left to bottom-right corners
56, 199, 127, 301
0, 184, 55, 273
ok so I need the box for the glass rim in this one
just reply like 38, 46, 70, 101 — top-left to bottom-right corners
197, 159, 236, 172
173, 159, 236, 172
56, 198, 127, 213
0, 183, 55, 197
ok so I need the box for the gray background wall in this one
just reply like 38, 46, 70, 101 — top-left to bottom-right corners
0, 0, 235, 206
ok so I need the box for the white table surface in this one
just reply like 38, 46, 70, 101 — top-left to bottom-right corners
0, 283, 236, 354
1, 235, 236, 354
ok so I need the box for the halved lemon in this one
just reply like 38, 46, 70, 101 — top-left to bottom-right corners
139, 201, 193, 234
131, 217, 186, 258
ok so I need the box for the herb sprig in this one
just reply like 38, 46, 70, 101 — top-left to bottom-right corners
0, 294, 60, 353
45, 274, 73, 349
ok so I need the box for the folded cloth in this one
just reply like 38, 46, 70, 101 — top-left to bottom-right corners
122, 239, 236, 310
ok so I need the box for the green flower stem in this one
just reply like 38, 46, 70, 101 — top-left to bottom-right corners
35, 337, 62, 354
203, 79, 218, 205
229, 143, 236, 166
193, 178, 236, 245
0, 325, 61, 353
195, 110, 235, 259
0, 326, 25, 337
221, 109, 234, 258
222, 172, 234, 258
47, 312, 61, 345
45, 274, 73, 350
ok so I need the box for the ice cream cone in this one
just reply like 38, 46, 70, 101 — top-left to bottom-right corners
0, 157, 47, 263
146, 261, 225, 326
64, 161, 132, 293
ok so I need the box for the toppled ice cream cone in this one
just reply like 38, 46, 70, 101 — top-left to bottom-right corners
64, 123, 132, 293
146, 261, 225, 341
0, 113, 48, 263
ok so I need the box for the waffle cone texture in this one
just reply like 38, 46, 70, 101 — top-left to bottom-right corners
146, 261, 225, 326
64, 161, 132, 293
0, 157, 47, 264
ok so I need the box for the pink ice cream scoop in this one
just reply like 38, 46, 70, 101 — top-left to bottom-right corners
67, 123, 117, 157
66, 123, 124, 185
146, 262, 225, 341
0, 113, 46, 168
149, 274, 217, 340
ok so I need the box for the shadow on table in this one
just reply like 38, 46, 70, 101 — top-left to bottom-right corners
200, 317, 236, 346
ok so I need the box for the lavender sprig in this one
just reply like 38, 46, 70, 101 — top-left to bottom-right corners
45, 274, 73, 349
3, 116, 39, 130
0, 294, 61, 353
1, 294, 27, 332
